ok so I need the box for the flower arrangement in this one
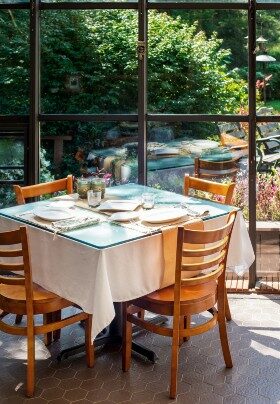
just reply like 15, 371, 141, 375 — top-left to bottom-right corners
75, 148, 112, 185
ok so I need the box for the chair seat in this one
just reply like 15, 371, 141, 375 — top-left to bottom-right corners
0, 283, 72, 315
133, 280, 217, 316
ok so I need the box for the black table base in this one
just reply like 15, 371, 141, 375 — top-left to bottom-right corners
57, 303, 168, 364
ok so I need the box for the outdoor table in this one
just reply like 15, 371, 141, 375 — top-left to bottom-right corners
0, 184, 254, 361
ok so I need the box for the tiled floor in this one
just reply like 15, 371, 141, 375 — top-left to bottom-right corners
0, 294, 280, 403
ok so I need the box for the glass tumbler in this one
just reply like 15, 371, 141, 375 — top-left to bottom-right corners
142, 193, 155, 209
87, 190, 102, 207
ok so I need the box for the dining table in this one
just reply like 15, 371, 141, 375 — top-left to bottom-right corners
0, 183, 255, 362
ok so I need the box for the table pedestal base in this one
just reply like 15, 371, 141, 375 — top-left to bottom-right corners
57, 304, 167, 363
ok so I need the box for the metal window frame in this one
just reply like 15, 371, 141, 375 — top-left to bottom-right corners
1, 0, 280, 287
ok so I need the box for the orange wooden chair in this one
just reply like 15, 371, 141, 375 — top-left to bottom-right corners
122, 212, 236, 399
184, 175, 235, 321
0, 226, 94, 397
194, 157, 238, 181
13, 175, 73, 205
8, 175, 74, 326
184, 175, 235, 205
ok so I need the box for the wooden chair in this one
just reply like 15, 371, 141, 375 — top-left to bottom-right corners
0, 226, 94, 397
194, 157, 238, 181
122, 212, 236, 399
184, 175, 235, 205
183, 176, 235, 322
10, 175, 74, 326
13, 174, 73, 205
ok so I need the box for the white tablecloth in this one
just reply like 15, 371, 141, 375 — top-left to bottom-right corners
0, 210, 254, 339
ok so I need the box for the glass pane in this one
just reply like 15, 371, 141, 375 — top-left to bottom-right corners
147, 10, 248, 114
256, 120, 280, 290
147, 120, 249, 210
41, 10, 138, 114
149, 0, 246, 2
0, 185, 17, 208
0, 136, 24, 166
0, 10, 29, 114
256, 11, 280, 114
40, 121, 138, 185
43, 0, 136, 2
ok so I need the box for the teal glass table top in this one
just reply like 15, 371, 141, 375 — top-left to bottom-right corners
0, 184, 233, 249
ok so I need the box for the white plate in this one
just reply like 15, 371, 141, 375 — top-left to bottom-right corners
110, 211, 139, 222
141, 208, 188, 224
49, 201, 75, 209
33, 207, 75, 222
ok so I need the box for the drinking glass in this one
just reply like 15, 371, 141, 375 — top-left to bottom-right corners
87, 190, 102, 207
142, 193, 155, 209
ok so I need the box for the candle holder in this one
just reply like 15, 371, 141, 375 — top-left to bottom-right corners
77, 178, 90, 199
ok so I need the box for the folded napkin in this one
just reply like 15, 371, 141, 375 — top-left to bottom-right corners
52, 193, 79, 201
161, 218, 203, 288
52, 217, 100, 233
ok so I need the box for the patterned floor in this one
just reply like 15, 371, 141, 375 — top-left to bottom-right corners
0, 294, 280, 403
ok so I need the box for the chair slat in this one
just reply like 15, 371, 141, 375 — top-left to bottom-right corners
183, 218, 234, 244
198, 169, 237, 178
0, 249, 23, 257
0, 263, 24, 271
0, 276, 25, 285
198, 159, 238, 171
182, 251, 225, 272
0, 229, 22, 245
182, 238, 228, 257
182, 264, 224, 286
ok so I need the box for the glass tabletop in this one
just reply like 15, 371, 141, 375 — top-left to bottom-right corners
0, 183, 234, 249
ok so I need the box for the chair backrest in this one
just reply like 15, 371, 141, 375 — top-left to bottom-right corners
173, 212, 236, 306
184, 175, 235, 205
257, 123, 280, 139
194, 157, 238, 180
13, 175, 73, 205
0, 227, 34, 316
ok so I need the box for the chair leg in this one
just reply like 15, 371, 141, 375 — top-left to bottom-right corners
183, 315, 191, 342
26, 319, 35, 397
218, 294, 233, 369
179, 317, 184, 346
225, 291, 232, 321
52, 310, 61, 341
0, 311, 9, 320
15, 314, 23, 324
43, 313, 53, 346
170, 331, 180, 399
85, 314, 94, 368
122, 303, 132, 372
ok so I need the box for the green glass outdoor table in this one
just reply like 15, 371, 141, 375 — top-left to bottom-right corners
0, 183, 233, 250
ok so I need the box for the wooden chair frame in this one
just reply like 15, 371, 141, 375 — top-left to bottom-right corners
9, 175, 73, 327
194, 157, 238, 181
122, 212, 236, 399
184, 175, 235, 205
0, 227, 94, 397
13, 175, 73, 205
